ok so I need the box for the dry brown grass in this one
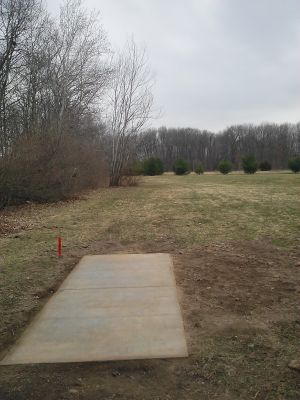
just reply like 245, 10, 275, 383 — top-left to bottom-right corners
0, 172, 300, 399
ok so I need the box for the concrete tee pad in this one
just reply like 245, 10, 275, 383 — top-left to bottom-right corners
1, 253, 188, 365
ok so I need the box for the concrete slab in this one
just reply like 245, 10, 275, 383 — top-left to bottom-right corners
60, 254, 175, 289
1, 253, 188, 365
38, 287, 181, 319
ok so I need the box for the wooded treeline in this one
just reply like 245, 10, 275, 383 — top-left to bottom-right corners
0, 0, 153, 206
0, 0, 111, 154
138, 123, 300, 171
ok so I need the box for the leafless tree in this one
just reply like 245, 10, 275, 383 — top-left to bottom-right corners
107, 39, 154, 186
0, 0, 110, 149
47, 0, 110, 135
0, 0, 38, 154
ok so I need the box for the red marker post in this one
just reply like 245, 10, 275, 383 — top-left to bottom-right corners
58, 236, 62, 257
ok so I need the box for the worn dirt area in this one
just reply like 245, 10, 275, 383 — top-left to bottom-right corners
1, 238, 299, 400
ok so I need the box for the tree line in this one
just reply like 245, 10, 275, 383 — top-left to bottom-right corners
137, 124, 300, 172
0, 0, 153, 206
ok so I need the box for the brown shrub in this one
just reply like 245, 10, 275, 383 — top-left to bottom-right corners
119, 175, 141, 186
0, 133, 109, 208
118, 160, 144, 186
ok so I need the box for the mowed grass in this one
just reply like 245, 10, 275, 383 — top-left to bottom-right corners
1, 171, 300, 295
139, 171, 300, 247
1, 171, 300, 399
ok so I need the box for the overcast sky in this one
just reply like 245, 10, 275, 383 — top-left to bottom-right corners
46, 0, 300, 132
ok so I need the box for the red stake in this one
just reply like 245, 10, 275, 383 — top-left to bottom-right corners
58, 236, 62, 257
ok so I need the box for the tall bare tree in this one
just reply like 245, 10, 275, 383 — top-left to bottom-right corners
107, 39, 154, 186
0, 0, 37, 154
48, 0, 110, 135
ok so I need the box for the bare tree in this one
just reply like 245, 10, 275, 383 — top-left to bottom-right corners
48, 0, 110, 135
107, 39, 154, 186
0, 0, 37, 154
0, 0, 110, 149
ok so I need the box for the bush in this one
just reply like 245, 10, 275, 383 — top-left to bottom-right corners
0, 133, 109, 208
195, 163, 204, 174
143, 158, 164, 176
218, 160, 232, 174
288, 156, 300, 173
173, 158, 189, 175
125, 160, 144, 176
119, 160, 144, 187
242, 155, 258, 174
259, 160, 272, 171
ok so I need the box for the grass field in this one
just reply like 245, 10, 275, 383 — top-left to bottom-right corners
0, 172, 300, 399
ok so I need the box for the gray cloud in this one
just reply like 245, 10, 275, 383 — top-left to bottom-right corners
46, 0, 300, 131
